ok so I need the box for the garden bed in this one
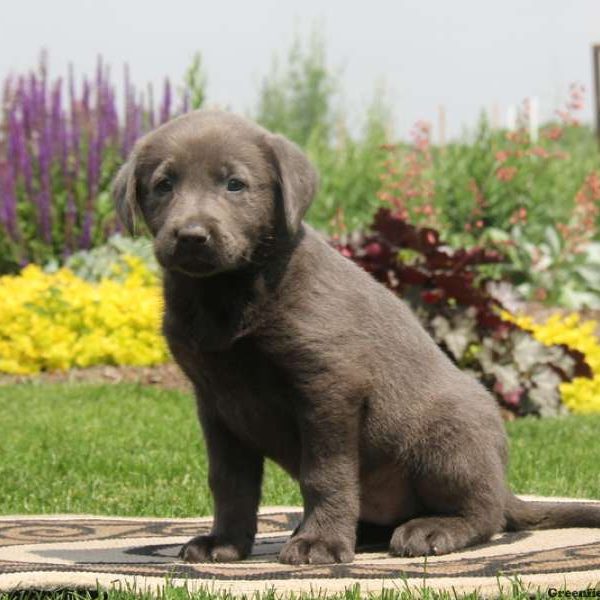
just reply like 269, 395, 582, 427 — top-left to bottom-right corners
1, 53, 600, 422
0, 362, 191, 392
0, 301, 598, 406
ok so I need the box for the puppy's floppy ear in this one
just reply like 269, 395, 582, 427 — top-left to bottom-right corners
268, 134, 319, 237
112, 157, 138, 236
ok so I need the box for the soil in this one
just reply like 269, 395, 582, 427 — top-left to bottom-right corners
0, 362, 193, 393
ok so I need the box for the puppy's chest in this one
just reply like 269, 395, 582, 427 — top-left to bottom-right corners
195, 340, 299, 464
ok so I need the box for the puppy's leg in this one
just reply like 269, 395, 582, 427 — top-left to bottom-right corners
180, 409, 263, 563
390, 447, 505, 557
279, 404, 360, 565
390, 513, 497, 557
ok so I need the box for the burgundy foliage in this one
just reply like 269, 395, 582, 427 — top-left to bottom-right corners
333, 207, 591, 415
336, 207, 507, 329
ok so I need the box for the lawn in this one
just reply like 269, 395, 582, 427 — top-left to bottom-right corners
0, 383, 299, 516
1, 382, 599, 600
1, 382, 599, 517
0, 582, 565, 600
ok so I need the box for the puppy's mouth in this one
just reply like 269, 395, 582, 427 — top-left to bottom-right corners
170, 255, 220, 277
155, 245, 221, 278
155, 237, 245, 278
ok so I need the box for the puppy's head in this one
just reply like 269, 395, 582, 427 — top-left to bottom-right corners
112, 110, 318, 277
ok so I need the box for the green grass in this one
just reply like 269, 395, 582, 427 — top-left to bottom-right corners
506, 414, 600, 499
1, 383, 599, 599
0, 579, 565, 600
1, 383, 599, 516
0, 383, 300, 516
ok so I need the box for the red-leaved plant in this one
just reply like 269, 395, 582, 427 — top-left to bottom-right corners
333, 207, 591, 417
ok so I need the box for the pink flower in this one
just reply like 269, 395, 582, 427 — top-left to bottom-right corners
496, 166, 518, 182
529, 146, 550, 159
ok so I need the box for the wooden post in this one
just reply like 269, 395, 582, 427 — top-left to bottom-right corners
506, 105, 517, 131
437, 105, 446, 147
491, 103, 500, 130
593, 45, 600, 148
528, 96, 539, 142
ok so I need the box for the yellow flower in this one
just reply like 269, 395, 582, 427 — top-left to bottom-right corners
0, 257, 169, 374
502, 310, 600, 413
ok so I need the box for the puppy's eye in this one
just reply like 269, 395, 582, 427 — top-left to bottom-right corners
155, 178, 173, 195
226, 178, 245, 192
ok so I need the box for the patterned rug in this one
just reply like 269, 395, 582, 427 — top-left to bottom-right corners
1, 498, 599, 596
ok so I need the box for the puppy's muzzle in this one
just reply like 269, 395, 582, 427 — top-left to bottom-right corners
169, 223, 217, 275
175, 224, 211, 248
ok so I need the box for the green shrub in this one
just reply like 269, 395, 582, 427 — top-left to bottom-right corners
377, 105, 600, 307
433, 118, 600, 247
254, 29, 391, 233
45, 234, 159, 282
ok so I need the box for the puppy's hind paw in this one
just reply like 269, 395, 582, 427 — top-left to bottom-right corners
389, 516, 472, 557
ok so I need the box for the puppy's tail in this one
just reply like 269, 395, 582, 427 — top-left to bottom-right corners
504, 493, 600, 531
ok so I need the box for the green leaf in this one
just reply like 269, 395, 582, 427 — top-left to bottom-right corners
512, 333, 552, 372
584, 242, 600, 262
544, 225, 562, 256
574, 263, 600, 288
559, 288, 600, 310
529, 367, 562, 417
492, 364, 521, 393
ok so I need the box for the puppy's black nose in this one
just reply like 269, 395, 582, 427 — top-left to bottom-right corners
175, 224, 210, 246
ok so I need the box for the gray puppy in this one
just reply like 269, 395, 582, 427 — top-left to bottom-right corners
113, 110, 600, 565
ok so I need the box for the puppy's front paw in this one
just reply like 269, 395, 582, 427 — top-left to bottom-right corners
279, 534, 354, 565
179, 534, 248, 562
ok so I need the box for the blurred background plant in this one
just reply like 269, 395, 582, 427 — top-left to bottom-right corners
0, 52, 189, 273
333, 209, 594, 417
375, 94, 600, 309
0, 257, 167, 375
183, 52, 208, 111
45, 234, 158, 282
254, 30, 391, 232
1, 31, 600, 416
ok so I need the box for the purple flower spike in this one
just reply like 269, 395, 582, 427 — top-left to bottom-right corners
64, 190, 76, 253
1, 52, 190, 266
11, 86, 34, 197
159, 78, 171, 124
80, 209, 92, 249
26, 73, 38, 131
2, 74, 14, 106
106, 84, 119, 140
0, 165, 16, 239
37, 117, 53, 243
8, 106, 24, 177
147, 84, 155, 129
67, 64, 81, 174
50, 79, 63, 148
81, 77, 91, 120
58, 114, 69, 182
